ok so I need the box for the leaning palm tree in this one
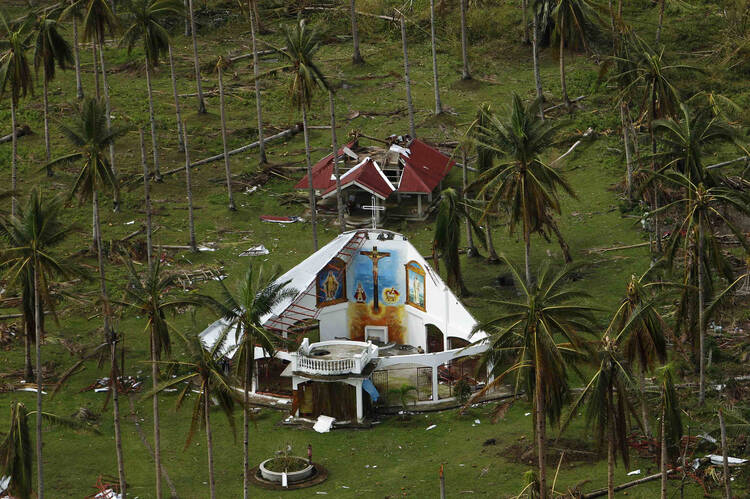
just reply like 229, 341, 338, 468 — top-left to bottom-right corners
31, 9, 73, 173
551, 0, 599, 109
655, 363, 682, 499
213, 55, 236, 211
0, 12, 34, 217
0, 190, 80, 499
277, 20, 329, 251
180, 121, 198, 252
46, 97, 127, 496
115, 258, 213, 499
213, 264, 296, 499
473, 94, 573, 285
470, 260, 596, 499
121, 0, 183, 181
148, 332, 236, 499
0, 402, 98, 499
433, 188, 476, 297
428, 0, 442, 114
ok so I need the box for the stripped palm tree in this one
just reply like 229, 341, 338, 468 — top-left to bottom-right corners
349, 0, 363, 64
277, 20, 329, 250
213, 264, 296, 499
121, 0, 183, 181
237, 0, 267, 164
655, 363, 682, 499
428, 0, 442, 114
213, 55, 236, 211
470, 260, 596, 499
186, 0, 206, 113
467, 103, 499, 263
31, 8, 73, 174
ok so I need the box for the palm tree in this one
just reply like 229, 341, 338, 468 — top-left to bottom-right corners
459, 0, 471, 80
328, 90, 345, 232
63, 0, 120, 210
456, 136, 479, 257
399, 12, 416, 138
428, 0, 442, 114
47, 97, 127, 496
167, 43, 184, 156
149, 332, 236, 499
389, 384, 417, 418
245, 0, 266, 164
186, 0, 206, 113
531, 0, 545, 106
0, 402, 98, 499
121, 0, 183, 181
138, 129, 153, 266
65, 0, 85, 100
469, 103, 500, 263
180, 121, 198, 252
0, 190, 80, 499
0, 12, 34, 218
213, 55, 236, 211
115, 258, 213, 499
470, 260, 596, 499
654, 363, 682, 499
349, 0, 363, 64
213, 264, 295, 499
277, 20, 329, 251
654, 172, 750, 405
473, 94, 573, 285
551, 0, 599, 108
31, 9, 73, 174
433, 188, 475, 297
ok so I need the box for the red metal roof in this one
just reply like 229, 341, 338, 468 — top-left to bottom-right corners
293, 140, 357, 191
398, 139, 455, 193
321, 158, 395, 200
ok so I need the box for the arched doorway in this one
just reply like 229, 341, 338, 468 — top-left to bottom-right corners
426, 324, 444, 353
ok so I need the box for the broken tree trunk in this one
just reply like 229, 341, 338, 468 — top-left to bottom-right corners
160, 125, 301, 176
0, 125, 31, 144
582, 471, 674, 498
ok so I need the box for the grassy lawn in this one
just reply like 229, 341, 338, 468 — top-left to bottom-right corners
0, 0, 748, 497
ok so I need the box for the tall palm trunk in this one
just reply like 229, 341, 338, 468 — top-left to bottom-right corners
301, 106, 318, 250
329, 91, 345, 233
183, 0, 190, 36
621, 102, 633, 201
697, 221, 705, 405
92, 45, 100, 99
535, 365, 548, 499
204, 388, 216, 499
649, 117, 661, 253
607, 395, 615, 498
181, 123, 198, 252
400, 16, 416, 138
145, 55, 162, 181
522, 0, 529, 44
187, 0, 207, 114
638, 368, 652, 437
242, 340, 254, 499
532, 11, 544, 118
24, 320, 33, 381
485, 222, 500, 262
73, 16, 84, 100
547, 217, 572, 263
168, 45, 184, 156
660, 402, 667, 499
459, 0, 471, 80
719, 409, 732, 499
429, 0, 442, 115
33, 265, 44, 499
11, 95, 17, 218
93, 189, 127, 499
655, 0, 665, 46
248, 0, 266, 164
217, 64, 236, 211
461, 150, 477, 256
139, 128, 153, 270
524, 227, 532, 287
559, 31, 571, 108
98, 40, 119, 212
349, 0, 364, 64
151, 329, 162, 499
42, 68, 52, 175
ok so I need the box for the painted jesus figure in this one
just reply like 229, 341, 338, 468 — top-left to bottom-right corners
360, 246, 390, 312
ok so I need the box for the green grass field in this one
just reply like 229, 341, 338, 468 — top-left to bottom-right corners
0, 0, 749, 497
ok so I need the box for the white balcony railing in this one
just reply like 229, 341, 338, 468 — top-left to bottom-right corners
291, 339, 378, 376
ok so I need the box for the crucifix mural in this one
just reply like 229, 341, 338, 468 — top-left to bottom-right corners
360, 246, 391, 311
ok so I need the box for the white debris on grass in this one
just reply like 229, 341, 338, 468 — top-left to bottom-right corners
313, 415, 335, 433
699, 432, 717, 444
0, 476, 10, 494
239, 244, 270, 257
524, 412, 531, 416
425, 424, 437, 431
627, 469, 641, 476
16, 387, 47, 395
707, 454, 749, 466
94, 489, 122, 499
198, 245, 216, 252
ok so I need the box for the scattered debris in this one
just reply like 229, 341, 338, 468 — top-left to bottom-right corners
706, 454, 748, 466
425, 424, 437, 431
313, 415, 335, 433
482, 438, 496, 446
239, 244, 270, 257
626, 469, 641, 476
0, 475, 9, 495
260, 215, 303, 224
81, 376, 143, 394
197, 245, 216, 252
72, 407, 100, 424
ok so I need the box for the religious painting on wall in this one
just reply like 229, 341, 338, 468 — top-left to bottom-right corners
347, 246, 406, 343
316, 258, 347, 307
405, 260, 426, 311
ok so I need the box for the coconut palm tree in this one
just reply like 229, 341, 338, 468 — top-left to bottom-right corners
654, 171, 750, 405
0, 12, 34, 218
399, 12, 416, 138
121, 0, 183, 181
459, 0, 471, 80
277, 20, 329, 251
115, 258, 214, 499
31, 9, 73, 174
473, 94, 573, 285
167, 43, 184, 156
654, 363, 682, 499
469, 103, 500, 263
470, 260, 596, 499
186, 0, 206, 113
455, 136, 479, 257
213, 264, 295, 499
180, 121, 197, 252
65, 0, 85, 99
433, 188, 475, 296
63, 0, 120, 210
349, 0, 363, 64
213, 55, 236, 211
0, 402, 98, 499
0, 189, 80, 499
245, 0, 266, 164
46, 97, 127, 496
551, 0, 599, 108
428, 0, 442, 114
148, 332, 236, 499
531, 0, 545, 106
138, 129, 153, 265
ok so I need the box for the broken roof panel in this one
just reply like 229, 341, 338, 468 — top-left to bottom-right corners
321, 157, 395, 200
293, 140, 358, 191
398, 139, 455, 193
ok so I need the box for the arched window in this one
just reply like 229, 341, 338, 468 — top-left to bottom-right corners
426, 324, 444, 353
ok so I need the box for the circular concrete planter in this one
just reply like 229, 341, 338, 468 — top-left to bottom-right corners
259, 458, 314, 484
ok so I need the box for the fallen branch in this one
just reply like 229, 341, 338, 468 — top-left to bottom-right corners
161, 125, 302, 176
551, 127, 594, 166
302, 6, 397, 21
706, 156, 749, 170
586, 241, 650, 254
544, 95, 586, 113
582, 470, 673, 498
227, 47, 285, 63
0, 125, 32, 144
